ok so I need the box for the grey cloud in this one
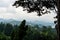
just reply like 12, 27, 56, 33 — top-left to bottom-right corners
7, 9, 16, 13
0, 0, 16, 13
0, 0, 15, 7
0, 3, 8, 7
0, 7, 16, 14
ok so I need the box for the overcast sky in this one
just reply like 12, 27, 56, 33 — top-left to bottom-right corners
0, 0, 57, 27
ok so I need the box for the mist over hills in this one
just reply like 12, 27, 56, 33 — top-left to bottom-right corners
0, 18, 55, 28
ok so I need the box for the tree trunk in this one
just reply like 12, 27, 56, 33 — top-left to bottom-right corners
56, 0, 60, 40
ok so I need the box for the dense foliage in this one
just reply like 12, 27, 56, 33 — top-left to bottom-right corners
0, 20, 57, 40
13, 0, 57, 16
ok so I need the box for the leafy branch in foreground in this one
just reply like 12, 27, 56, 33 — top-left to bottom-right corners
12, 0, 57, 16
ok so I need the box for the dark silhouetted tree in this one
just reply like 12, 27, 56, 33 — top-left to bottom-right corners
12, 0, 56, 16
11, 20, 28, 40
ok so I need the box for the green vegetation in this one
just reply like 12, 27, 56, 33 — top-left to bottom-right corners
0, 20, 57, 40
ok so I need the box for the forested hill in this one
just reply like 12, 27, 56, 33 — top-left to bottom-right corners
0, 20, 57, 40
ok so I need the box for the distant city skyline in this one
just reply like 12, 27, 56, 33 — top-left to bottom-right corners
0, 0, 57, 28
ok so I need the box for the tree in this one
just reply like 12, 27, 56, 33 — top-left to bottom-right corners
56, 0, 60, 40
12, 0, 59, 40
13, 0, 56, 16
0, 22, 5, 32
23, 25, 57, 40
11, 20, 28, 40
4, 23, 13, 36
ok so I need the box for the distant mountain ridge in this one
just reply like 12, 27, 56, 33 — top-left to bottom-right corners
0, 18, 55, 27
0, 18, 20, 25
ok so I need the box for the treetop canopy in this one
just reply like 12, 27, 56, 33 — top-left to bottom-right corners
13, 0, 57, 16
